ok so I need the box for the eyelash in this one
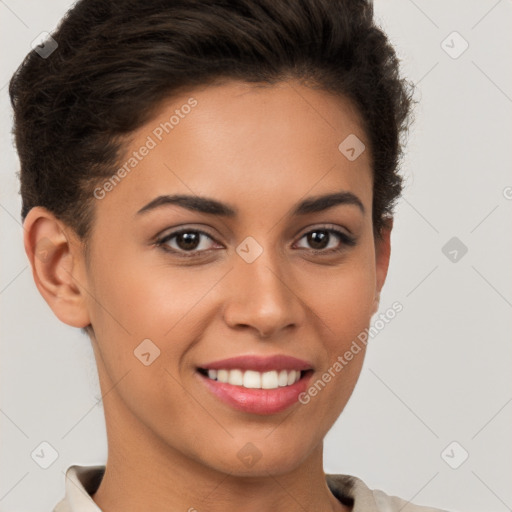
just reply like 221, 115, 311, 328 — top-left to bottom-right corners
154, 225, 356, 259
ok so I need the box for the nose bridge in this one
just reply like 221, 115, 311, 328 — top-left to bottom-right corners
223, 238, 302, 337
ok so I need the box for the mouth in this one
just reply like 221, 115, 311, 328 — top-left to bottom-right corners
197, 367, 312, 390
195, 354, 314, 415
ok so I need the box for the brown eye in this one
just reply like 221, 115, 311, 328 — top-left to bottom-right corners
295, 227, 356, 254
155, 225, 356, 259
174, 232, 202, 251
305, 230, 330, 250
156, 229, 219, 257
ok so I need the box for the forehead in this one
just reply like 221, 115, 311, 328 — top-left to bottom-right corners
94, 80, 372, 224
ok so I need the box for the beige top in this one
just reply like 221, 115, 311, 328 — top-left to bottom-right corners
53, 465, 449, 512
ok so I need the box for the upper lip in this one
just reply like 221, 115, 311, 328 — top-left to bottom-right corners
198, 355, 314, 372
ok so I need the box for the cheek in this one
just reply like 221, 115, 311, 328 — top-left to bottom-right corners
293, 274, 374, 436
298, 249, 376, 401
85, 257, 207, 433
90, 243, 207, 330
307, 251, 377, 344
87, 252, 223, 377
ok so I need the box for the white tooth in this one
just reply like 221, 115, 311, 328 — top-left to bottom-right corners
278, 370, 289, 387
211, 368, 300, 388
217, 369, 229, 383
261, 370, 279, 389
243, 370, 261, 389
228, 369, 244, 386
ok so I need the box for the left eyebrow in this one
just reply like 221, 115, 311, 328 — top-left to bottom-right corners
292, 191, 365, 215
135, 191, 365, 218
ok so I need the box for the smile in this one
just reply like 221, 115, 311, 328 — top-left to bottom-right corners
198, 368, 303, 389
196, 354, 315, 415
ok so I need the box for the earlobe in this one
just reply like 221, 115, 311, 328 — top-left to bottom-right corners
23, 207, 91, 328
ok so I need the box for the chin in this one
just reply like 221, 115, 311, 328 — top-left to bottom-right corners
199, 439, 316, 478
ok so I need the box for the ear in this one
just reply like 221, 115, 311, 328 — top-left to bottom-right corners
23, 206, 91, 328
371, 217, 393, 316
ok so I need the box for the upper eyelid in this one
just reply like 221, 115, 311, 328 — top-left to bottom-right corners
295, 223, 352, 238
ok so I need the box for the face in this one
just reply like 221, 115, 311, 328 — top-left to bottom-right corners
33, 79, 391, 477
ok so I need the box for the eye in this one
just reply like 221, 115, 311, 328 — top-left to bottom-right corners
155, 225, 356, 259
156, 228, 220, 257
294, 226, 356, 254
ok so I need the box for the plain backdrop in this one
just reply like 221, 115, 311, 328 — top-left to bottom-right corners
1, 1, 511, 511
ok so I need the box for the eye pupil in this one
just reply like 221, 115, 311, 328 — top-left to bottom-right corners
308, 230, 329, 250
177, 232, 200, 250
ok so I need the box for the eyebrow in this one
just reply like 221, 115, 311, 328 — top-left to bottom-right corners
135, 191, 365, 218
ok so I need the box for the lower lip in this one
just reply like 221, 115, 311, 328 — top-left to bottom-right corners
198, 371, 312, 415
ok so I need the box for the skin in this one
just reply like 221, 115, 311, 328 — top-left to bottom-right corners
24, 79, 392, 512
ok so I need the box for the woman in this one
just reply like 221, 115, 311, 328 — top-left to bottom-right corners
10, 0, 448, 510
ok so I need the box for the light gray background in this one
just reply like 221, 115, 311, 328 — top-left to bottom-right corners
1, 1, 511, 511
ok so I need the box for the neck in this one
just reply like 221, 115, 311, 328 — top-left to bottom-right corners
92, 421, 348, 512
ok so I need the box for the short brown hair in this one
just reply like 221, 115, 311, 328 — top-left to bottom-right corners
10, 0, 414, 243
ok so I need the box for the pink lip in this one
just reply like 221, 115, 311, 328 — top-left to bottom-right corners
197, 370, 313, 415
198, 354, 313, 372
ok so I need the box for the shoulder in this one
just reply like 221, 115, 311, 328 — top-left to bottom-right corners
326, 473, 450, 512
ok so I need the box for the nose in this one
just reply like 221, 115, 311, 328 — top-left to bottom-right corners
222, 251, 304, 339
